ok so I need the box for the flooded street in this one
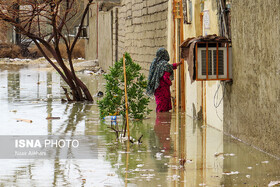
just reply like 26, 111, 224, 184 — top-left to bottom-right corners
0, 64, 280, 187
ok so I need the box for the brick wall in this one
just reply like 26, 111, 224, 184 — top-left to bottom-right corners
112, 0, 169, 74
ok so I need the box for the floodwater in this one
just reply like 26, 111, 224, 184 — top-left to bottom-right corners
0, 63, 280, 187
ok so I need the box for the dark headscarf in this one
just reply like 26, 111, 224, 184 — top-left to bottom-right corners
146, 48, 174, 96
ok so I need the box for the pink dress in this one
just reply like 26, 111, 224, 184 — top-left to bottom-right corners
154, 64, 178, 112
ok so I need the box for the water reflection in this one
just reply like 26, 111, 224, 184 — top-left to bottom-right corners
0, 64, 280, 186
154, 112, 172, 155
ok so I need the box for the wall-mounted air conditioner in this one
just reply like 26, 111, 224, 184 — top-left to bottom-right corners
196, 47, 232, 80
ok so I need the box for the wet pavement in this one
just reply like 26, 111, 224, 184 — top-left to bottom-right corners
0, 64, 280, 187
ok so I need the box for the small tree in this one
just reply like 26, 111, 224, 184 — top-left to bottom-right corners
98, 53, 151, 120
0, 0, 93, 101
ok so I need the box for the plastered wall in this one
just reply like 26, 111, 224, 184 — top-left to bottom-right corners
224, 0, 280, 157
183, 0, 224, 130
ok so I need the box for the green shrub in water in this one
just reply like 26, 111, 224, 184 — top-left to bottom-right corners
98, 53, 151, 120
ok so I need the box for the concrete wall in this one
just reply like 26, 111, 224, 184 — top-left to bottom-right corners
98, 11, 113, 71
224, 0, 280, 157
85, 4, 98, 61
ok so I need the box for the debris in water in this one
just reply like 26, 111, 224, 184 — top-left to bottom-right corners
16, 118, 33, 123
167, 175, 180, 181
10, 110, 17, 113
179, 159, 186, 166
186, 159, 193, 163
246, 175, 250, 178
268, 181, 280, 187
247, 167, 253, 170
214, 152, 224, 157
140, 173, 155, 180
163, 155, 171, 158
155, 152, 163, 160
107, 173, 115, 176
224, 153, 235, 157
137, 164, 144, 168
261, 161, 269, 164
222, 171, 239, 175
97, 91, 104, 97
46, 117, 60, 120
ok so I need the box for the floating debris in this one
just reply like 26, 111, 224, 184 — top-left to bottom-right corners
268, 181, 280, 187
82, 178, 86, 184
97, 91, 104, 97
186, 159, 193, 163
261, 161, 269, 164
214, 152, 224, 157
46, 117, 60, 120
107, 173, 115, 176
16, 118, 33, 123
10, 110, 17, 113
223, 171, 239, 175
140, 173, 155, 180
246, 175, 251, 178
179, 159, 186, 166
137, 164, 144, 168
134, 168, 154, 172
167, 175, 180, 181
163, 155, 171, 158
224, 153, 235, 157
247, 167, 253, 170
155, 152, 163, 160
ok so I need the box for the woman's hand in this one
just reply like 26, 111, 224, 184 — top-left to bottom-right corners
177, 59, 183, 66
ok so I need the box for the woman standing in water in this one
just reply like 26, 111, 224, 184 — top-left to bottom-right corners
147, 48, 182, 112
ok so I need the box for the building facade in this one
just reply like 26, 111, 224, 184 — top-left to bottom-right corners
85, 0, 280, 157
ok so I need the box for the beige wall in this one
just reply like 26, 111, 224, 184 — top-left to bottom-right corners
181, 0, 223, 130
85, 4, 98, 61
224, 0, 280, 157
98, 11, 113, 72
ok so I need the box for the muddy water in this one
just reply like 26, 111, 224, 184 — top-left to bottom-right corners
0, 64, 280, 187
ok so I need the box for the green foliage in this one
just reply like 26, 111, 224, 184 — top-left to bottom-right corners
98, 53, 151, 120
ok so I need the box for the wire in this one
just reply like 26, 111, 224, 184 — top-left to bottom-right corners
214, 82, 226, 108
213, 81, 226, 122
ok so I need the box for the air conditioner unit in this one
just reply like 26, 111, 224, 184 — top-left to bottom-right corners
76, 26, 89, 39
197, 47, 232, 80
